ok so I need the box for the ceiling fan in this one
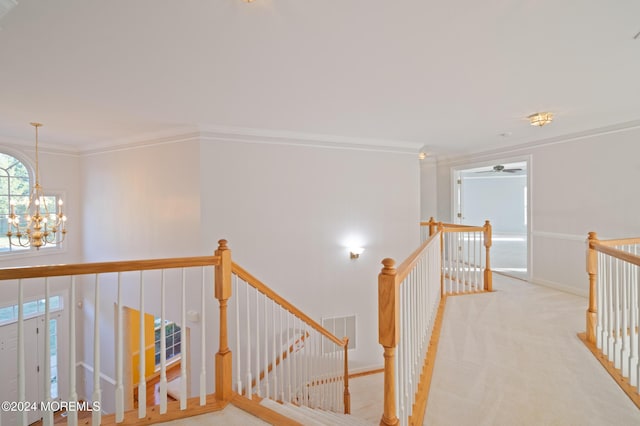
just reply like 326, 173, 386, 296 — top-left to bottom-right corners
476, 165, 523, 174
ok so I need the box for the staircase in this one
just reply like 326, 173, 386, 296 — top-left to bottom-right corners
260, 398, 372, 425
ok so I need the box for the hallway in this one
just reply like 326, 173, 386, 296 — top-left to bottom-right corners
424, 274, 640, 425
156, 274, 640, 425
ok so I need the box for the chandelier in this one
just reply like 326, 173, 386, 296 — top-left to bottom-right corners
6, 123, 68, 249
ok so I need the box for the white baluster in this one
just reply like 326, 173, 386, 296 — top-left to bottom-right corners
596, 252, 603, 350
138, 272, 146, 419
287, 312, 292, 402
199, 268, 206, 405
622, 259, 630, 377
607, 256, 615, 359
43, 278, 52, 426
93, 274, 103, 425
235, 275, 242, 395
245, 281, 252, 400
17, 280, 26, 426
602, 255, 610, 356
264, 294, 269, 400
615, 258, 622, 369
159, 270, 168, 414
180, 269, 188, 410
279, 306, 284, 401
255, 288, 261, 398
68, 276, 78, 426
630, 259, 639, 387
272, 299, 278, 402
115, 273, 124, 422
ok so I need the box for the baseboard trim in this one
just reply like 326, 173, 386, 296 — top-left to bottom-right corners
530, 278, 588, 298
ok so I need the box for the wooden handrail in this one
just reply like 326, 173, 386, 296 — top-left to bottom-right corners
231, 262, 347, 348
592, 237, 640, 247
592, 242, 640, 267
0, 256, 221, 280
441, 225, 485, 233
396, 232, 440, 284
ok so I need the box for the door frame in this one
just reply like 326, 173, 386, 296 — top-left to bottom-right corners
451, 155, 532, 280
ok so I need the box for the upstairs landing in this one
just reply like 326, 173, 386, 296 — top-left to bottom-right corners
426, 274, 640, 425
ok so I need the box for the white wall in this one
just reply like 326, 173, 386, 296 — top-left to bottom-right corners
200, 139, 420, 370
435, 126, 640, 296
75, 135, 420, 410
79, 140, 208, 408
420, 157, 438, 220
81, 140, 203, 261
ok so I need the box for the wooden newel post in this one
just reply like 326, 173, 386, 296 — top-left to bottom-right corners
343, 337, 351, 414
586, 232, 598, 344
428, 216, 436, 236
215, 239, 233, 401
378, 258, 400, 426
483, 220, 493, 292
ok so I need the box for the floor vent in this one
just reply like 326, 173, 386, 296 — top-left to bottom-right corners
322, 315, 356, 352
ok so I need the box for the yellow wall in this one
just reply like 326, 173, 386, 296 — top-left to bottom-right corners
125, 306, 155, 384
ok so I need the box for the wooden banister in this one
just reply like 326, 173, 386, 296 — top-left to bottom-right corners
592, 237, 640, 247
396, 232, 440, 284
483, 220, 493, 292
586, 232, 598, 344
0, 256, 221, 280
592, 243, 640, 267
378, 258, 399, 426
215, 239, 233, 401
231, 262, 346, 347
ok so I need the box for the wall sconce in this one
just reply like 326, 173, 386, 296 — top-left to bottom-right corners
350, 247, 365, 259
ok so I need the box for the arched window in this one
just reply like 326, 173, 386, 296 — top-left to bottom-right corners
0, 152, 31, 252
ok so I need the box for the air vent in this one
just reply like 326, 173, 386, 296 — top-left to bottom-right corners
322, 315, 356, 352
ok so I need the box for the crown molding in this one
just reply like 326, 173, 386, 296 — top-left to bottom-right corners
76, 124, 424, 156
437, 118, 640, 167
197, 124, 423, 154
0, 138, 80, 156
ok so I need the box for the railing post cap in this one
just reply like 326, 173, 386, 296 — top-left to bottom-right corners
484, 220, 491, 226
588, 232, 598, 240
217, 239, 229, 250
381, 258, 396, 274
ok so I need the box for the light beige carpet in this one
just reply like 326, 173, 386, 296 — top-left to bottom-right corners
424, 275, 640, 426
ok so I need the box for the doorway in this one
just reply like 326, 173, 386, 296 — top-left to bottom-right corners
454, 160, 530, 280
0, 304, 63, 426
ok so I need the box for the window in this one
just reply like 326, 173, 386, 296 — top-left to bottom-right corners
154, 317, 181, 366
0, 152, 30, 252
0, 151, 65, 253
0, 295, 64, 326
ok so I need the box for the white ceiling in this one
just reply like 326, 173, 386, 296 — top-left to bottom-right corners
1, 0, 639, 155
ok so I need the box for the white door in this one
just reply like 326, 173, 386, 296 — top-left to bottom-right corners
0, 312, 62, 426
0, 317, 41, 425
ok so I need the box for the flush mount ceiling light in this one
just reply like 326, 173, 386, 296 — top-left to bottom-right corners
528, 112, 554, 127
